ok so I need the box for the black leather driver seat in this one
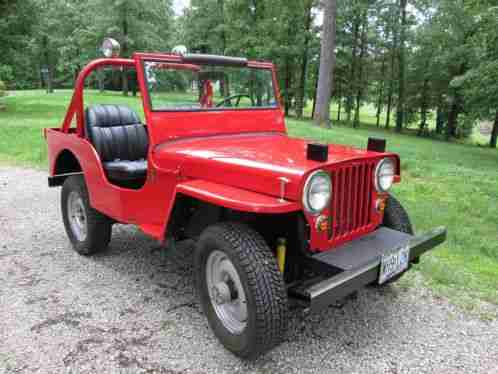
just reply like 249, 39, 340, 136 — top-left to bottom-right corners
85, 104, 148, 182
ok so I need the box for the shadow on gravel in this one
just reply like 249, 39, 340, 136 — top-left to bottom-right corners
84, 224, 398, 363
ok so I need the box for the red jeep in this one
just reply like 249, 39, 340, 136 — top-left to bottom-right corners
44, 43, 446, 358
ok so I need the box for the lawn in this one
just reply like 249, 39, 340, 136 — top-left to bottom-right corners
1, 90, 497, 312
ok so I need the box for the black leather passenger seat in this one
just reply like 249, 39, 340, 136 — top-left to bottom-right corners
85, 104, 148, 183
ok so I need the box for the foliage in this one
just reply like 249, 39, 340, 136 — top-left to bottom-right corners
454, 5, 498, 121
0, 0, 37, 88
0, 0, 174, 90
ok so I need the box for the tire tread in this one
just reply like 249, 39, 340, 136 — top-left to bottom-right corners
61, 175, 111, 255
196, 222, 288, 358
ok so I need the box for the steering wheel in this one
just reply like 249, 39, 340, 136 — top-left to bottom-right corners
216, 94, 255, 108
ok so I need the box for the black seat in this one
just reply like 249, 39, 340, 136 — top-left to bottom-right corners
85, 104, 148, 182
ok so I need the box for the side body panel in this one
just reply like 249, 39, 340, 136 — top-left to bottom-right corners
45, 128, 176, 239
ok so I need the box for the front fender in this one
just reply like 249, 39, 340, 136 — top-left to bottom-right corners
175, 179, 300, 214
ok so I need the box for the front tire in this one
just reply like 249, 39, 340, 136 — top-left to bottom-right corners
61, 175, 112, 255
194, 222, 288, 359
383, 194, 413, 235
375, 194, 414, 285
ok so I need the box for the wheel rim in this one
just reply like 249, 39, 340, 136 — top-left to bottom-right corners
67, 191, 87, 242
206, 250, 247, 334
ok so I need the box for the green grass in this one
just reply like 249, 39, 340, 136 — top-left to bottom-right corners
302, 101, 492, 146
0, 90, 144, 167
1, 90, 497, 312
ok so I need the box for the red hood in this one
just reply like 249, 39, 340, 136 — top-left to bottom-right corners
153, 133, 390, 201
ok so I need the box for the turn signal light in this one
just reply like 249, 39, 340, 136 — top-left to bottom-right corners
376, 198, 386, 212
316, 215, 329, 232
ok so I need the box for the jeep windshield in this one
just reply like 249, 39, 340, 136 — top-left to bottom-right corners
144, 61, 278, 111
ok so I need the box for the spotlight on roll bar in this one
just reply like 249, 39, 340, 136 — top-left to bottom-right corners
172, 45, 188, 56
101, 38, 121, 58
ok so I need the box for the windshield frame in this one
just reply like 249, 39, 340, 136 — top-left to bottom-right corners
140, 58, 281, 113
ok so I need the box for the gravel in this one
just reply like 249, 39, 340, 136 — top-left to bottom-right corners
1, 166, 497, 374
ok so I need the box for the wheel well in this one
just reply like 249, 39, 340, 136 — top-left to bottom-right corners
166, 193, 309, 282
48, 150, 83, 187
54, 150, 82, 174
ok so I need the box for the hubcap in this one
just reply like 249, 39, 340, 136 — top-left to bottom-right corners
206, 250, 247, 334
67, 191, 87, 241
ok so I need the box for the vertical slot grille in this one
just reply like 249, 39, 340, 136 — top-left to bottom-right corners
329, 161, 376, 240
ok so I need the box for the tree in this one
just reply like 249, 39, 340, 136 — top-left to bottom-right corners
19, 0, 174, 93
295, 0, 315, 118
385, 1, 398, 129
395, 0, 407, 132
352, 4, 368, 128
454, 2, 498, 147
93, 0, 174, 95
0, 0, 36, 87
344, 1, 361, 123
313, 0, 337, 127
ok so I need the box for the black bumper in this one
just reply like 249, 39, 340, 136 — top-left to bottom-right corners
289, 226, 447, 313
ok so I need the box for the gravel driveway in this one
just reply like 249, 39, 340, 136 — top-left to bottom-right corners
1, 166, 497, 374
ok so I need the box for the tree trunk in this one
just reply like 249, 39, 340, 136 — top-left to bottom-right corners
337, 84, 342, 121
395, 0, 407, 133
312, 63, 319, 119
436, 96, 444, 134
385, 7, 398, 129
353, 11, 368, 128
284, 57, 292, 116
446, 95, 460, 140
121, 3, 129, 97
446, 64, 466, 139
376, 55, 386, 128
42, 35, 53, 94
295, 0, 313, 119
418, 79, 429, 136
73, 46, 81, 85
490, 110, 498, 148
346, 15, 360, 123
218, 0, 226, 54
313, 0, 337, 128
98, 69, 105, 93
251, 0, 264, 23
39, 67, 43, 89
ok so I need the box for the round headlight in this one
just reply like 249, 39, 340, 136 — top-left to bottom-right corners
303, 170, 332, 214
375, 158, 395, 192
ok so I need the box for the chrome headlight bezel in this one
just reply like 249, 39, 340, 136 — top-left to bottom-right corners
302, 170, 332, 215
374, 158, 396, 192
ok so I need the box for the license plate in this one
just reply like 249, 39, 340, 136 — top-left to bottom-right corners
379, 245, 410, 284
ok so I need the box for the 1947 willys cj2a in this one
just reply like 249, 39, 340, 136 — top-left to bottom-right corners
44, 39, 446, 359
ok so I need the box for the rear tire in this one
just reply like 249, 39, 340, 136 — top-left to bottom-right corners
61, 175, 111, 255
194, 222, 288, 359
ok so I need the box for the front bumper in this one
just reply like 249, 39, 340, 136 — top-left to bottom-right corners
289, 226, 447, 313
